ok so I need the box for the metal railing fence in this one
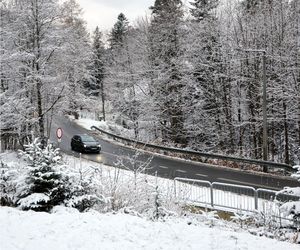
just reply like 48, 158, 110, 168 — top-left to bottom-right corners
91, 125, 293, 173
174, 177, 300, 227
212, 182, 257, 212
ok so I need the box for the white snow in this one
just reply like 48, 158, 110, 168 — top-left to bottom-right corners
73, 116, 136, 139
1, 151, 299, 249
17, 193, 50, 209
74, 117, 109, 131
0, 206, 299, 250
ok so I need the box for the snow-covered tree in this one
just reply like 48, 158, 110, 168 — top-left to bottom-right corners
2, 0, 300, 166
90, 26, 106, 120
16, 139, 68, 211
186, 0, 231, 152
64, 165, 107, 212
0, 0, 65, 147
59, 0, 93, 120
14, 138, 105, 212
106, 13, 130, 121
148, 0, 188, 145
106, 13, 143, 138
190, 0, 219, 21
0, 0, 93, 148
109, 13, 129, 49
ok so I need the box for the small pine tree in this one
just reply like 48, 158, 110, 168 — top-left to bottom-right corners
64, 166, 107, 212
17, 139, 69, 212
0, 161, 17, 206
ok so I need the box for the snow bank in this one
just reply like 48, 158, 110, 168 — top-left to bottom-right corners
74, 117, 136, 139
74, 117, 109, 131
0, 206, 299, 250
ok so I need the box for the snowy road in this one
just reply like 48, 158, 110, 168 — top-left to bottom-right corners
49, 116, 299, 191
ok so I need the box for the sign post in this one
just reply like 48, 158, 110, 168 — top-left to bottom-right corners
56, 127, 63, 148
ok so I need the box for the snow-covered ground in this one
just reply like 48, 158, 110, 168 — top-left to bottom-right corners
74, 117, 110, 131
1, 205, 299, 250
74, 116, 135, 139
1, 151, 299, 249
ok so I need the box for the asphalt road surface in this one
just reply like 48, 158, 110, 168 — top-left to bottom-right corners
50, 116, 299, 191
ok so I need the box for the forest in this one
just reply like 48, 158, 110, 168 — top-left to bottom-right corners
0, 0, 299, 165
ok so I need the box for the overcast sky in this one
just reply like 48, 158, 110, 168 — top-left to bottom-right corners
77, 0, 154, 33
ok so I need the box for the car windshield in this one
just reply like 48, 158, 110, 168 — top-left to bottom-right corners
80, 135, 96, 142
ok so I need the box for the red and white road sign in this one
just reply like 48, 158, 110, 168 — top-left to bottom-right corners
56, 127, 63, 139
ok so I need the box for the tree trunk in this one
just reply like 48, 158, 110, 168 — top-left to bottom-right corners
101, 81, 106, 121
283, 101, 290, 164
33, 0, 45, 143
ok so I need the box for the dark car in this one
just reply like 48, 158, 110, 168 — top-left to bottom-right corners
71, 134, 101, 153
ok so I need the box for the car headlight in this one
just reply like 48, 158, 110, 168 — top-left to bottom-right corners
97, 144, 101, 148
83, 144, 87, 148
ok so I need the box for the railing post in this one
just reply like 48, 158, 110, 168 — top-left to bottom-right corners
174, 178, 177, 198
254, 190, 258, 210
210, 183, 214, 208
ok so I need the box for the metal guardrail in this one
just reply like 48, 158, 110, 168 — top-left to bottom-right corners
174, 177, 300, 227
91, 125, 293, 172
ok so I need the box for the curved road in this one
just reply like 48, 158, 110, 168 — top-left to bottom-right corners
50, 116, 299, 191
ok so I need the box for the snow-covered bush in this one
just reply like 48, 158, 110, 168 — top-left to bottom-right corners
63, 166, 107, 212
253, 199, 282, 230
280, 165, 300, 230
97, 153, 179, 218
199, 209, 219, 227
231, 210, 251, 229
100, 166, 155, 214
150, 178, 177, 221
